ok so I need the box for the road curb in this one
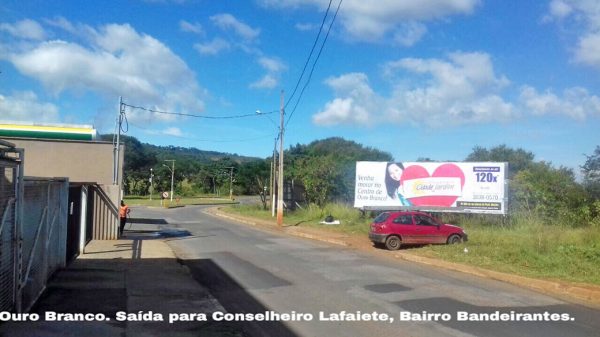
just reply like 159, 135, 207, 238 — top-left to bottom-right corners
206, 208, 350, 246
285, 228, 350, 246
207, 207, 600, 309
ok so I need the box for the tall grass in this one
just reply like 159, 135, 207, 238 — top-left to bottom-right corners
228, 203, 372, 234
412, 213, 600, 284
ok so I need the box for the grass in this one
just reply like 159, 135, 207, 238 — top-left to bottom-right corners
227, 203, 372, 234
226, 203, 600, 285
415, 221, 600, 285
124, 195, 238, 208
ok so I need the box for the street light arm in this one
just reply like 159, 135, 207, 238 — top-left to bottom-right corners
162, 164, 173, 173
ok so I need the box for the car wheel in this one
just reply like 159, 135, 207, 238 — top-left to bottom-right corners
385, 235, 401, 250
447, 234, 462, 244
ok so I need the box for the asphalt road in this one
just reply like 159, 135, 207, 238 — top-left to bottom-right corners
132, 205, 599, 337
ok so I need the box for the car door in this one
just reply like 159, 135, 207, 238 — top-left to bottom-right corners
391, 214, 416, 243
412, 214, 443, 244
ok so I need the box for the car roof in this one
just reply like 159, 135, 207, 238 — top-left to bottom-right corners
387, 211, 431, 216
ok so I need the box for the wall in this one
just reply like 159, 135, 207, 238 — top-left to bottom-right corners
7, 138, 123, 186
5, 138, 125, 240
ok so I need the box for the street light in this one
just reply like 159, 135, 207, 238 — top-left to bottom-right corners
257, 90, 285, 226
277, 90, 284, 226
224, 166, 234, 200
149, 168, 154, 200
163, 160, 175, 202
256, 110, 279, 218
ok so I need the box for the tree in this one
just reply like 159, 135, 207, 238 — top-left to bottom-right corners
236, 159, 270, 196
294, 155, 340, 206
582, 146, 600, 200
286, 137, 392, 205
465, 144, 534, 177
512, 161, 591, 225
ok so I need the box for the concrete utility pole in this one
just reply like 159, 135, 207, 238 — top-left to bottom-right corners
225, 166, 234, 200
277, 90, 285, 226
149, 168, 154, 200
271, 137, 277, 217
163, 160, 175, 202
113, 96, 125, 185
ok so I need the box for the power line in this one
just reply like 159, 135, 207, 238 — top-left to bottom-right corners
122, 103, 277, 119
286, 0, 342, 128
127, 121, 277, 143
285, 0, 333, 109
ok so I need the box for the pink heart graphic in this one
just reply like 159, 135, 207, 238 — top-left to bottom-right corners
399, 163, 465, 207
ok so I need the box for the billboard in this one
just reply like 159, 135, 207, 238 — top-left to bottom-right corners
354, 161, 508, 215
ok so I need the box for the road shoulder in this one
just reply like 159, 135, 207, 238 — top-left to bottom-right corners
207, 206, 600, 310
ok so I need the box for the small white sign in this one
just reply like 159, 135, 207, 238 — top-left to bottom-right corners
162, 191, 169, 198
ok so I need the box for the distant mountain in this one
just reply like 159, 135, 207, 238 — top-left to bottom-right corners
99, 134, 260, 169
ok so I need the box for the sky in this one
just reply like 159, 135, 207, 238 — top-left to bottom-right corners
0, 0, 599, 174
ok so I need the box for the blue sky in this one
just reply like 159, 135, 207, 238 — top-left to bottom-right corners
1, 0, 599, 173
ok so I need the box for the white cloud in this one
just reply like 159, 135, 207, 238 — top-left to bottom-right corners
0, 91, 59, 122
314, 52, 516, 127
250, 74, 278, 89
548, 0, 574, 19
313, 73, 383, 125
546, 0, 600, 69
44, 17, 77, 34
3, 20, 206, 125
194, 38, 231, 55
179, 20, 204, 35
163, 127, 184, 137
259, 0, 479, 44
574, 32, 600, 67
250, 57, 287, 89
295, 23, 316, 31
393, 22, 427, 47
257, 56, 286, 73
315, 51, 600, 128
0, 19, 47, 40
520, 85, 600, 120
210, 13, 260, 41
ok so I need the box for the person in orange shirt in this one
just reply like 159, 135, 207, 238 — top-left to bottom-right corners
119, 200, 130, 237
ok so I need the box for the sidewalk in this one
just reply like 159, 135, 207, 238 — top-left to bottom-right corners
0, 239, 231, 337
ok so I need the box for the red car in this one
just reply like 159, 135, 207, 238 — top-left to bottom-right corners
369, 211, 467, 250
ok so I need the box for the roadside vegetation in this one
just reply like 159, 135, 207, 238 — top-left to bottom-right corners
124, 195, 237, 207
117, 133, 600, 285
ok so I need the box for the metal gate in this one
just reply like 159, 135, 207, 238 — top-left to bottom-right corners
0, 142, 22, 312
19, 178, 68, 312
0, 140, 68, 312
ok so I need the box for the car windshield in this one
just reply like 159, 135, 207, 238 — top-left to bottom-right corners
373, 212, 390, 223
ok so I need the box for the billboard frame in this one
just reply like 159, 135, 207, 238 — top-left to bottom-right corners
355, 161, 509, 215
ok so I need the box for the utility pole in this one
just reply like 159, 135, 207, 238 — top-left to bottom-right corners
271, 137, 277, 217
113, 96, 125, 185
163, 160, 175, 202
225, 166, 234, 200
277, 90, 285, 226
149, 168, 154, 200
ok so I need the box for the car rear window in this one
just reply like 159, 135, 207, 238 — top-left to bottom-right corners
373, 212, 390, 223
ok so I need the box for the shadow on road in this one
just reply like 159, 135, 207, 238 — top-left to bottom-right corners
182, 258, 299, 337
2, 259, 299, 336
